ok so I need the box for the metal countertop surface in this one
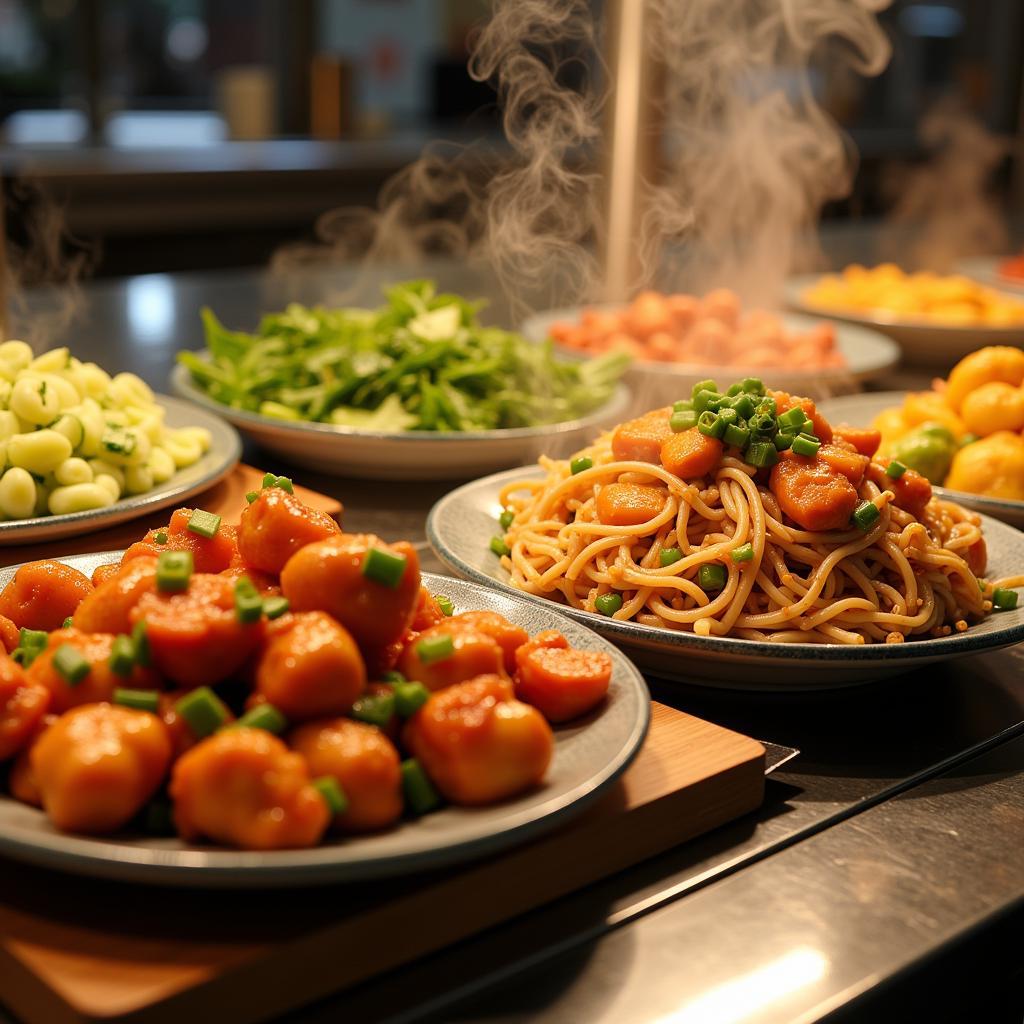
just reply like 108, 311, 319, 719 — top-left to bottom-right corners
5, 264, 1024, 1024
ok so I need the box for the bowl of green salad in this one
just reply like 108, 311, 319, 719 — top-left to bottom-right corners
173, 280, 630, 479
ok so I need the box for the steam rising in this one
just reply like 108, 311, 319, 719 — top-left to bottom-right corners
881, 99, 1010, 272
276, 0, 892, 314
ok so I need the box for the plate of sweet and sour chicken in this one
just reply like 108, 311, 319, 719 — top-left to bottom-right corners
0, 479, 648, 886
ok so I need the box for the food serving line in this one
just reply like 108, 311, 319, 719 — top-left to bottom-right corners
0, 262, 1021, 1023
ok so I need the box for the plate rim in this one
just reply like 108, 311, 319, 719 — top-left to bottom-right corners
520, 306, 900, 381
426, 464, 1024, 664
0, 563, 650, 887
0, 394, 242, 542
172, 360, 632, 444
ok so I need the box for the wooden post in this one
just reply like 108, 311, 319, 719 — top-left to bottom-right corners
601, 0, 661, 303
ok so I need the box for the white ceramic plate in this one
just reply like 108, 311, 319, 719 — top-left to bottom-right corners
0, 559, 649, 887
0, 395, 241, 545
427, 466, 1024, 689
819, 390, 1024, 529
521, 307, 899, 408
172, 361, 631, 481
955, 256, 1024, 294
785, 274, 1024, 365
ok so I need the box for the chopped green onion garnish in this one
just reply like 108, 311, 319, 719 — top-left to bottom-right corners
726, 383, 743, 397
691, 379, 718, 400
53, 644, 90, 685
435, 594, 455, 616
885, 460, 907, 479
19, 627, 48, 649
498, 508, 515, 530
670, 409, 697, 432
698, 564, 727, 591
490, 536, 511, 557
777, 407, 807, 431
749, 412, 777, 437
741, 377, 765, 395
394, 680, 431, 717
154, 531, 168, 545
234, 578, 263, 623
722, 423, 750, 449
382, 670, 405, 684
570, 456, 593, 475
773, 433, 794, 451
756, 397, 777, 416
693, 389, 720, 415
174, 687, 230, 738
350, 691, 396, 727
416, 634, 454, 664
261, 473, 294, 493
234, 703, 288, 734
673, 399, 694, 412
992, 588, 1018, 611
109, 634, 136, 677
156, 550, 193, 592
746, 441, 779, 469
659, 547, 682, 567
113, 688, 160, 713
732, 394, 756, 420
731, 542, 755, 563
705, 393, 732, 413
131, 620, 151, 666
263, 595, 290, 619
697, 410, 726, 439
595, 592, 623, 616
245, 491, 259, 504
361, 546, 408, 588
187, 509, 222, 539
791, 434, 821, 457
401, 758, 442, 815
313, 775, 349, 815
62, 616, 73, 629
852, 500, 880, 531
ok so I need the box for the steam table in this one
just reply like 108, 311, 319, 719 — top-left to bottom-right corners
6, 265, 1024, 1023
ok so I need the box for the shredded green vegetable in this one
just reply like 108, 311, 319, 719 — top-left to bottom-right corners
179, 280, 628, 432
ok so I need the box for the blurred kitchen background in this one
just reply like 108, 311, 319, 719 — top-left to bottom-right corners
0, 0, 1021, 279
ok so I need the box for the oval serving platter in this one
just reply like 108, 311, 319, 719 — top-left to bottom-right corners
0, 560, 649, 888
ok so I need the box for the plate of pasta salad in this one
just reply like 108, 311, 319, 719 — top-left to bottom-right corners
0, 341, 240, 543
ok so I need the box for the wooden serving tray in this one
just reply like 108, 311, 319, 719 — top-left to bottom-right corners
0, 703, 764, 1024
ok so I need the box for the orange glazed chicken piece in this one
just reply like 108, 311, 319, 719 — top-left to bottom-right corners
442, 611, 529, 673
281, 534, 421, 650
122, 509, 239, 574
26, 628, 159, 713
0, 614, 19, 654
170, 728, 330, 850
132, 573, 263, 688
0, 653, 50, 760
397, 623, 507, 691
237, 487, 341, 575
514, 632, 612, 723
0, 560, 93, 632
291, 717, 402, 833
73, 555, 157, 635
255, 612, 366, 721
32, 703, 172, 834
404, 675, 553, 805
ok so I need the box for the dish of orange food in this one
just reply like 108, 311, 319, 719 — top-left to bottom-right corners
0, 481, 648, 885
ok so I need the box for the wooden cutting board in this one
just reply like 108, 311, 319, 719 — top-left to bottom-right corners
0, 464, 344, 569
0, 703, 764, 1024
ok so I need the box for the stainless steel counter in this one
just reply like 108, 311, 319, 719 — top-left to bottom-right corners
5, 265, 1024, 1024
